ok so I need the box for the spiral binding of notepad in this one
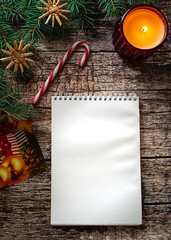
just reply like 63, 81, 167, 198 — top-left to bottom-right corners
53, 93, 138, 101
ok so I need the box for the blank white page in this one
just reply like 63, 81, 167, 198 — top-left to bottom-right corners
51, 94, 142, 225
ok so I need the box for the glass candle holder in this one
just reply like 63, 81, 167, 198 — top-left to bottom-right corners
113, 4, 169, 61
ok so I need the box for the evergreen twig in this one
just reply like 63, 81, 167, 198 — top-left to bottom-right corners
68, 0, 97, 29
0, 0, 158, 50
0, 69, 36, 121
98, 0, 158, 19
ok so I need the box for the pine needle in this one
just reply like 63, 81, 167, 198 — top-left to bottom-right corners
0, 69, 36, 121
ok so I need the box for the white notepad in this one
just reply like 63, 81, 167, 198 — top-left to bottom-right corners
51, 93, 142, 226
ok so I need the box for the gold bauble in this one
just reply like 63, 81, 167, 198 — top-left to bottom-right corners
2, 155, 25, 178
0, 166, 11, 189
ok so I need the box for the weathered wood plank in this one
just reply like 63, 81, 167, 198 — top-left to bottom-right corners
29, 91, 170, 159
141, 158, 171, 203
33, 129, 171, 159
2, 158, 170, 204
34, 127, 171, 159
1, 204, 170, 239
19, 90, 171, 114
31, 105, 171, 129
0, 160, 170, 239
36, 0, 171, 53
1, 1, 170, 239
35, 128, 171, 160
12, 51, 171, 100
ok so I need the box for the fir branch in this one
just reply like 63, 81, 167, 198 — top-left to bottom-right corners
29, 19, 42, 38
0, 20, 15, 49
110, 0, 115, 12
0, 90, 21, 101
0, 69, 36, 121
0, 103, 36, 120
0, 0, 43, 47
98, 0, 158, 19
0, 5, 31, 20
0, 23, 8, 43
68, 0, 97, 29
0, 0, 160, 76
98, 0, 126, 19
128, 0, 158, 4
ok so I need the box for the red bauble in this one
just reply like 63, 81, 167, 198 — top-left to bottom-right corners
3, 141, 11, 150
0, 140, 4, 148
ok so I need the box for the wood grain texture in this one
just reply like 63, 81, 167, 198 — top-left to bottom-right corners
36, 0, 171, 53
0, 161, 170, 240
31, 103, 171, 158
14, 51, 171, 95
1, 0, 171, 239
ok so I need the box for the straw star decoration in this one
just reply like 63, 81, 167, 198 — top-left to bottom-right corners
0, 40, 34, 73
37, 0, 70, 27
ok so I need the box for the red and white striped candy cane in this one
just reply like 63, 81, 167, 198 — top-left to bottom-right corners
31, 41, 90, 105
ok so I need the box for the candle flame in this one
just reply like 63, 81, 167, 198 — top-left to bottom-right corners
142, 26, 147, 33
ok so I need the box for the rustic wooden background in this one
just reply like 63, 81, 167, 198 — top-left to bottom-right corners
1, 1, 171, 239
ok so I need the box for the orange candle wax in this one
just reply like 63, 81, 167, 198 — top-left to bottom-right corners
123, 7, 167, 50
113, 5, 169, 60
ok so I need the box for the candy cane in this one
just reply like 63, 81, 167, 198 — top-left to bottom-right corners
31, 41, 90, 105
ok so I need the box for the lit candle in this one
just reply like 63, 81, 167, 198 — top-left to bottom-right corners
113, 5, 169, 61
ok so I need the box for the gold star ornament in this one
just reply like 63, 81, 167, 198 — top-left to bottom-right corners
37, 0, 71, 27
0, 40, 34, 73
